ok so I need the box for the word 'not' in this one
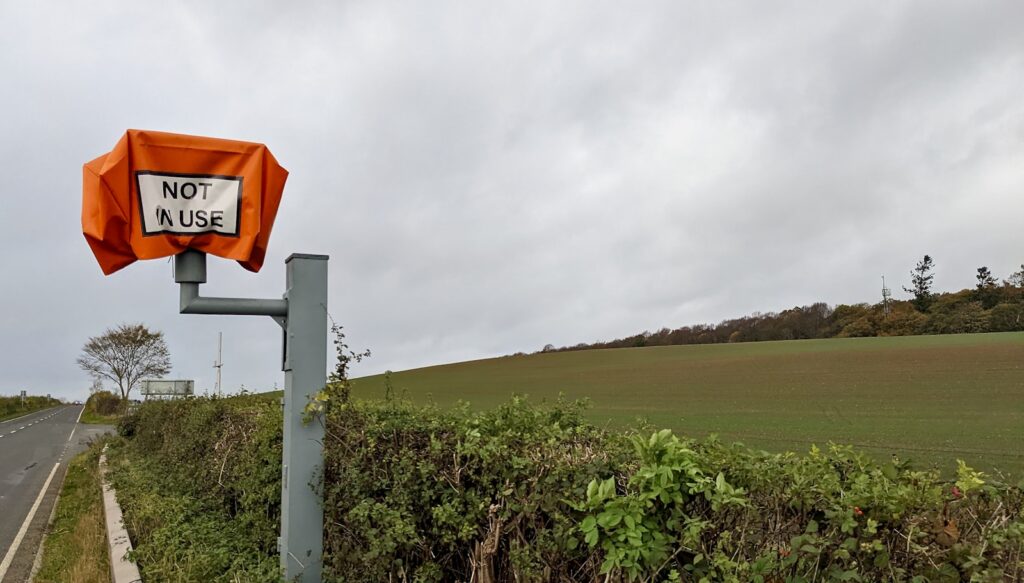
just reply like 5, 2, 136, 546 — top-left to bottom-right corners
163, 181, 214, 201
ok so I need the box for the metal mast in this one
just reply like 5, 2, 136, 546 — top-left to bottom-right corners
213, 332, 223, 396
881, 275, 892, 317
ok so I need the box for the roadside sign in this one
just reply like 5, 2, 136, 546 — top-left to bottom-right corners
82, 129, 288, 275
136, 172, 241, 237
139, 379, 194, 398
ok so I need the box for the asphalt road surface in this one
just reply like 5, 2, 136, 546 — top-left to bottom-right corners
0, 405, 110, 583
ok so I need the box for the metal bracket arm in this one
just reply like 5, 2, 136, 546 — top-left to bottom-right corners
174, 250, 288, 318
179, 283, 288, 317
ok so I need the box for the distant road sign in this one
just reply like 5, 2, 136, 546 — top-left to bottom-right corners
139, 379, 194, 398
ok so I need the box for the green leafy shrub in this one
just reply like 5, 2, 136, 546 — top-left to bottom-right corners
320, 395, 630, 581
86, 390, 122, 416
111, 396, 1024, 582
989, 303, 1024, 332
110, 395, 283, 582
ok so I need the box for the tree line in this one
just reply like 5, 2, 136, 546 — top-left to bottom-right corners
538, 258, 1024, 353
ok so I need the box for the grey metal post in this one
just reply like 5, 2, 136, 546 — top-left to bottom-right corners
280, 253, 328, 582
173, 249, 328, 583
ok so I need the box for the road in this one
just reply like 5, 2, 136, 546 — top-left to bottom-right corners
0, 405, 110, 583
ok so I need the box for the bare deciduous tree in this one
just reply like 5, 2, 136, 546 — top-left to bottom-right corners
77, 323, 171, 399
1005, 264, 1024, 288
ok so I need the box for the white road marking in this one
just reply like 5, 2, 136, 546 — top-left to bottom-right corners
0, 462, 61, 579
0, 410, 45, 425
0, 405, 65, 425
66, 407, 84, 443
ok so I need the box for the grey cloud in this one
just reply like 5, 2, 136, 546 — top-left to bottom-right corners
1, 1, 1022, 400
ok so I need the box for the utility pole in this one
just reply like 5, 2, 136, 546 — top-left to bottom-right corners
213, 332, 223, 396
881, 275, 892, 317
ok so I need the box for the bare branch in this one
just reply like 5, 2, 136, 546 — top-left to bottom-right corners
77, 323, 172, 399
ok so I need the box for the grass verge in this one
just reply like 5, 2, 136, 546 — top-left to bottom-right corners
79, 410, 119, 425
34, 440, 110, 583
0, 404, 58, 423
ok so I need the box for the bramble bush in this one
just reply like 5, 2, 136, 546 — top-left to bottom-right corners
109, 393, 1023, 582
85, 390, 122, 416
110, 395, 283, 581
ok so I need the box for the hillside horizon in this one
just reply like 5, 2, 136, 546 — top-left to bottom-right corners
533, 261, 1024, 356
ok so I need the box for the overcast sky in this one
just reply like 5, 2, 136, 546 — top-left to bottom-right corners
1, 1, 1022, 401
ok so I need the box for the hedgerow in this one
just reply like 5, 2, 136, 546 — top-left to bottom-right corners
0, 393, 61, 420
110, 395, 1023, 582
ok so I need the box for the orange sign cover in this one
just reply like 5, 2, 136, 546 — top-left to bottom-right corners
82, 129, 288, 275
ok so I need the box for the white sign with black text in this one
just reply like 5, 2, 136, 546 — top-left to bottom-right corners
136, 171, 242, 236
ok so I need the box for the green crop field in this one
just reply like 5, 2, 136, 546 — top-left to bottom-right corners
352, 332, 1024, 476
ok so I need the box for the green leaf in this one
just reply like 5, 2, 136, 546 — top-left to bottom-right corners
599, 477, 616, 500
881, 463, 899, 481
597, 510, 622, 528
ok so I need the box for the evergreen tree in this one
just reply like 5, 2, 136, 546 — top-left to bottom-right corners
976, 266, 996, 287
903, 255, 935, 312
975, 266, 999, 308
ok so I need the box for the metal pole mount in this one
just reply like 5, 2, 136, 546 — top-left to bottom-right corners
172, 249, 327, 583
175, 250, 288, 318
